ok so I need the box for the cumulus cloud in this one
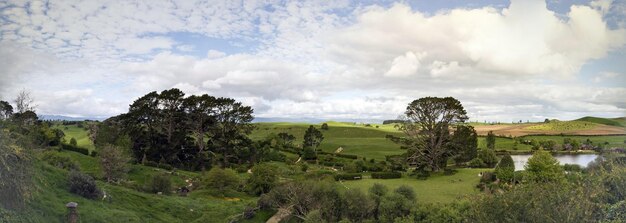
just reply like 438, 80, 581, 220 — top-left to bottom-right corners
1, 0, 625, 121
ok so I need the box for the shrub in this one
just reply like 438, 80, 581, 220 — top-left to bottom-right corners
415, 169, 431, 180
202, 168, 240, 195
158, 163, 173, 171
495, 154, 515, 182
61, 143, 89, 155
68, 171, 101, 199
469, 158, 486, 168
144, 160, 158, 168
525, 150, 565, 183
90, 151, 98, 157
300, 163, 309, 172
343, 189, 374, 222
563, 164, 582, 172
42, 152, 80, 171
247, 163, 278, 195
99, 145, 130, 183
480, 171, 496, 183
321, 123, 329, 130
394, 185, 416, 201
478, 149, 498, 168
334, 173, 362, 181
371, 172, 402, 179
335, 153, 358, 159
69, 137, 77, 146
444, 169, 458, 175
145, 173, 172, 194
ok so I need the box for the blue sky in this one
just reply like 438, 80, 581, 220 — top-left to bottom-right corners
0, 0, 625, 122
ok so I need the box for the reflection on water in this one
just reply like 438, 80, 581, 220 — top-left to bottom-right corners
510, 154, 598, 171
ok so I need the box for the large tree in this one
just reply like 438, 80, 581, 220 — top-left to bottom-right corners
451, 125, 478, 165
0, 100, 13, 120
303, 125, 324, 160
486, 131, 496, 150
208, 97, 254, 167
390, 97, 468, 172
13, 90, 36, 113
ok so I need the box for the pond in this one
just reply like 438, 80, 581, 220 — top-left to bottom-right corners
510, 154, 599, 171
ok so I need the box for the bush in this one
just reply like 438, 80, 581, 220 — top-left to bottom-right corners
480, 171, 496, 183
371, 172, 402, 179
444, 169, 458, 176
495, 154, 515, 182
202, 168, 240, 195
145, 173, 172, 194
247, 163, 278, 195
90, 151, 98, 157
468, 158, 486, 168
335, 153, 358, 159
414, 169, 431, 180
68, 171, 101, 199
563, 164, 582, 172
69, 137, 77, 146
334, 173, 362, 181
61, 143, 89, 155
478, 149, 498, 168
300, 163, 309, 172
42, 152, 80, 171
394, 185, 416, 201
144, 160, 159, 168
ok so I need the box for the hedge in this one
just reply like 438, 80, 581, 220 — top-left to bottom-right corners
61, 143, 90, 156
320, 161, 344, 167
371, 172, 402, 179
335, 153, 358, 159
334, 173, 362, 181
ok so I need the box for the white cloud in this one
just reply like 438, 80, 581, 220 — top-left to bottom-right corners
384, 52, 423, 77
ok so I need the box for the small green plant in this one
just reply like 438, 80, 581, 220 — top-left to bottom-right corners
145, 173, 172, 194
68, 171, 101, 199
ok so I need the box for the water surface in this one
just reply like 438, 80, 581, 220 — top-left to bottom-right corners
510, 154, 598, 171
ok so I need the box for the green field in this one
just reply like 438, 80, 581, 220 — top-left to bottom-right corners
52, 124, 96, 151
342, 168, 488, 203
250, 122, 405, 160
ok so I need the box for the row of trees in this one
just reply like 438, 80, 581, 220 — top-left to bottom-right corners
96, 88, 255, 170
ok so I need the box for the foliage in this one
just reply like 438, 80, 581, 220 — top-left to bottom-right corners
394, 185, 416, 201
69, 137, 77, 146
478, 149, 498, 168
99, 144, 130, 182
61, 143, 90, 155
379, 193, 412, 222
342, 189, 374, 222
247, 163, 278, 195
450, 125, 478, 165
303, 125, 324, 159
41, 152, 80, 171
389, 97, 468, 172
371, 172, 402, 179
525, 150, 565, 183
0, 100, 13, 120
486, 131, 496, 150
321, 123, 329, 130
495, 153, 515, 182
202, 167, 240, 195
0, 130, 32, 210
468, 158, 486, 168
144, 173, 172, 194
68, 171, 101, 199
335, 173, 363, 181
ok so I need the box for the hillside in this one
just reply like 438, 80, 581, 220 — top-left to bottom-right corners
576, 116, 626, 127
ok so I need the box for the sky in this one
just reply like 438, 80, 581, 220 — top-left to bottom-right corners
0, 0, 625, 122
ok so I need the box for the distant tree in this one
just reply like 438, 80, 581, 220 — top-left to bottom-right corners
303, 125, 323, 159
478, 149, 498, 168
247, 163, 278, 195
13, 90, 36, 113
544, 118, 550, 123
389, 97, 468, 172
0, 100, 13, 120
495, 153, 515, 183
540, 140, 557, 151
321, 123, 329, 130
99, 145, 130, 183
451, 125, 478, 165
525, 150, 564, 183
69, 137, 77, 146
486, 131, 496, 150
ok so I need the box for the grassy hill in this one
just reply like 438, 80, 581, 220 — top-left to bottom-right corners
576, 116, 625, 127
10, 149, 266, 223
52, 124, 96, 151
523, 120, 598, 131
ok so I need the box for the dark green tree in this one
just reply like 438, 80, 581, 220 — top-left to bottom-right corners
486, 131, 496, 150
478, 149, 498, 168
321, 123, 329, 130
525, 150, 564, 183
0, 100, 13, 120
247, 163, 278, 195
303, 125, 323, 160
389, 97, 468, 172
495, 153, 515, 183
451, 125, 478, 165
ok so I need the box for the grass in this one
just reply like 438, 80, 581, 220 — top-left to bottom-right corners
17, 150, 262, 223
576, 116, 625, 127
524, 120, 597, 131
52, 124, 96, 151
341, 168, 489, 203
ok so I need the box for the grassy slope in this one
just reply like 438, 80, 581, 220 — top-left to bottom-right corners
22, 150, 261, 223
577, 116, 625, 127
250, 122, 405, 160
52, 124, 96, 151
342, 168, 488, 203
